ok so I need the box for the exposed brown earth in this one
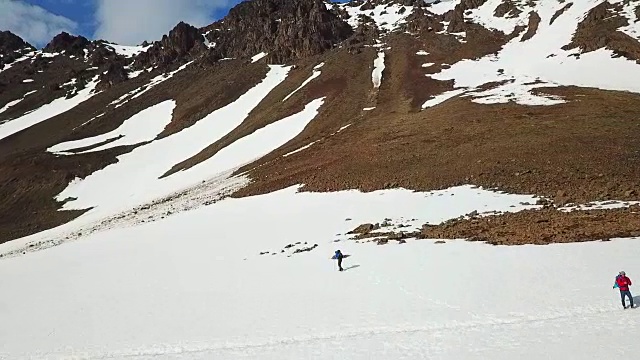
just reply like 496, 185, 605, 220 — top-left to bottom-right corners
419, 206, 640, 245
233, 84, 640, 206
520, 11, 541, 42
550, 2, 573, 25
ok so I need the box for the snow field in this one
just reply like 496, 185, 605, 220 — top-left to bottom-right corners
251, 52, 268, 63
1, 184, 639, 359
338, 3, 414, 32
105, 43, 152, 57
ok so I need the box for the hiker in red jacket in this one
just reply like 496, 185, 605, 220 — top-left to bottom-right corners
614, 271, 634, 309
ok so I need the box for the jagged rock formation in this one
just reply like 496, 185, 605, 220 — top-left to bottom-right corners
203, 0, 353, 63
133, 22, 205, 69
44, 32, 91, 57
0, 31, 34, 54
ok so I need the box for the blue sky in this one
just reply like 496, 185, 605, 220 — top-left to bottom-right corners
0, 0, 245, 47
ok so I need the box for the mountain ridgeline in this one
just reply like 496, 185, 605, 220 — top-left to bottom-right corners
1, 0, 640, 246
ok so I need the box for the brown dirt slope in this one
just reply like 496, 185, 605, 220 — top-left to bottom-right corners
420, 206, 640, 245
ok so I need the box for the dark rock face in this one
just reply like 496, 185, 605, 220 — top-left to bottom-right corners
96, 63, 129, 91
44, 32, 91, 57
205, 0, 353, 63
0, 31, 34, 67
0, 31, 33, 54
134, 21, 205, 69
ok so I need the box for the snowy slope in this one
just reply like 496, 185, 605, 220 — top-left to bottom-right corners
1, 184, 639, 359
422, 0, 640, 106
0, 77, 100, 141
44, 65, 325, 225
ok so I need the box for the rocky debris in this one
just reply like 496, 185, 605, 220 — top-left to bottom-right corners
293, 243, 319, 253
44, 32, 91, 57
134, 22, 205, 69
419, 206, 640, 245
347, 223, 380, 235
204, 0, 353, 63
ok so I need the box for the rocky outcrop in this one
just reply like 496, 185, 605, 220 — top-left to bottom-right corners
44, 32, 91, 57
96, 63, 129, 91
494, 1, 522, 18
0, 31, 34, 67
205, 0, 353, 63
446, 0, 489, 33
133, 22, 205, 69
0, 31, 33, 54
406, 7, 446, 34
344, 16, 381, 51
563, 1, 640, 62
520, 11, 541, 42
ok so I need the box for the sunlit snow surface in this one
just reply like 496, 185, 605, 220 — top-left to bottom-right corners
1, 183, 639, 359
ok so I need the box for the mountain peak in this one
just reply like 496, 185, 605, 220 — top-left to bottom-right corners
44, 32, 91, 56
0, 31, 34, 54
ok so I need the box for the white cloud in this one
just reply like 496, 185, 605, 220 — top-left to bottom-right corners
94, 0, 236, 45
0, 0, 78, 47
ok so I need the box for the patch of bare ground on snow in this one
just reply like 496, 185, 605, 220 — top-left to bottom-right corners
520, 11, 541, 42
419, 206, 640, 245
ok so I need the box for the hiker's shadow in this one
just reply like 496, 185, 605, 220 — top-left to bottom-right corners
343, 264, 360, 271
634, 296, 640, 305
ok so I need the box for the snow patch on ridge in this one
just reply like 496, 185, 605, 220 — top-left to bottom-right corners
283, 63, 324, 102
372, 51, 385, 88
0, 76, 100, 141
48, 100, 176, 155
54, 65, 294, 219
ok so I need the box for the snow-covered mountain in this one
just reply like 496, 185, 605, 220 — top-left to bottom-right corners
2, 0, 640, 358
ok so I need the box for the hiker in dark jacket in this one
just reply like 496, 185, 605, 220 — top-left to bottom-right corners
333, 250, 344, 271
614, 271, 634, 309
